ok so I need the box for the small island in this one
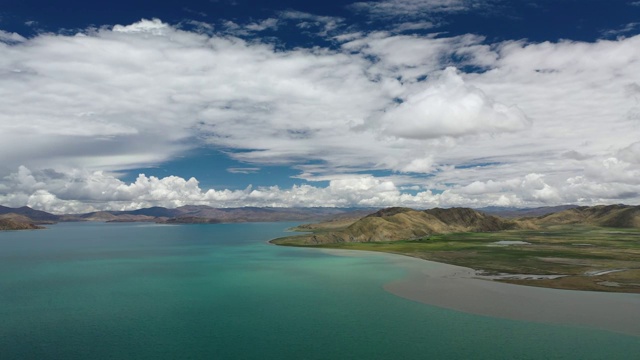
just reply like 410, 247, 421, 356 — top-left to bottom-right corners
271, 205, 640, 293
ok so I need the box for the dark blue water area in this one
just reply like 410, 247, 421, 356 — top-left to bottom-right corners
0, 222, 639, 359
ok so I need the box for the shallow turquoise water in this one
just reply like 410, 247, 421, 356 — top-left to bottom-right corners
0, 222, 639, 359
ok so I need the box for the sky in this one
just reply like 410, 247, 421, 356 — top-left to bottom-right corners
1, 0, 640, 213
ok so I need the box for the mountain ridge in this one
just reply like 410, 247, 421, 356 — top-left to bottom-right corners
280, 204, 640, 245
301, 207, 530, 244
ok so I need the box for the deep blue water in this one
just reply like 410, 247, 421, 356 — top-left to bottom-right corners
0, 222, 639, 359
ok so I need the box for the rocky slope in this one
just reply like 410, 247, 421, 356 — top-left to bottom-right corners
534, 204, 640, 228
477, 205, 579, 218
302, 207, 531, 244
0, 214, 44, 230
0, 206, 60, 222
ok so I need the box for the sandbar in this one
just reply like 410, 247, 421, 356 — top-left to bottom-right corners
321, 248, 640, 337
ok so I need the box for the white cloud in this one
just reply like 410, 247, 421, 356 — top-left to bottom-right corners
341, 32, 497, 80
278, 10, 344, 36
349, 0, 492, 20
377, 67, 529, 139
227, 167, 260, 174
245, 18, 279, 32
1, 20, 640, 209
112, 18, 169, 34
0, 30, 26, 43
350, 0, 466, 17
618, 141, 640, 164
4, 162, 640, 214
0, 166, 562, 213
391, 21, 437, 33
602, 22, 640, 38
400, 157, 435, 173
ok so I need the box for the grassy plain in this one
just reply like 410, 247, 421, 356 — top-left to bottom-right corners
272, 225, 640, 293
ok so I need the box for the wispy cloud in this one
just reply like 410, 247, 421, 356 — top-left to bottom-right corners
349, 0, 495, 20
245, 18, 279, 32
278, 10, 345, 36
227, 167, 261, 174
601, 22, 640, 38
350, 0, 467, 17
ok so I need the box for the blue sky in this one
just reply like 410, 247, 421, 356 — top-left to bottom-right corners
1, 0, 640, 212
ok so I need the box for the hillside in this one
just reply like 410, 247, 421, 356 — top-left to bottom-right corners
71, 208, 369, 223
272, 205, 640, 293
0, 213, 44, 230
0, 205, 374, 226
161, 216, 222, 224
534, 204, 640, 228
0, 206, 60, 222
477, 205, 579, 218
289, 207, 529, 245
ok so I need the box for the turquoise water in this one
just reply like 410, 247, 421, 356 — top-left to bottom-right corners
1, 222, 638, 359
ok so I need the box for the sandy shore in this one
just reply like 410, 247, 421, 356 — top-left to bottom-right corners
321, 248, 640, 337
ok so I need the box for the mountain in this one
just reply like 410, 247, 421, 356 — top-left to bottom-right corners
0, 205, 59, 222
162, 216, 222, 224
534, 204, 640, 227
300, 207, 530, 244
0, 205, 374, 225
126, 206, 182, 218
0, 213, 44, 230
165, 206, 373, 223
476, 205, 579, 218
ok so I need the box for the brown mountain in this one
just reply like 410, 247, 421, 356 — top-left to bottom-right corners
477, 205, 579, 218
0, 206, 59, 222
302, 207, 529, 244
65, 206, 372, 224
0, 213, 44, 230
534, 204, 640, 228
162, 216, 222, 224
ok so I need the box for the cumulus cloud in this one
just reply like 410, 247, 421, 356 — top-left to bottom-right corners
0, 19, 386, 175
0, 30, 26, 43
0, 166, 580, 213
4, 162, 640, 214
1, 19, 640, 209
0, 166, 432, 212
378, 67, 529, 139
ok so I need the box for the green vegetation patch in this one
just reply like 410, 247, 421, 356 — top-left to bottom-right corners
271, 226, 640, 293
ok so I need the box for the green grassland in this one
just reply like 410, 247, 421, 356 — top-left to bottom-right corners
272, 225, 640, 293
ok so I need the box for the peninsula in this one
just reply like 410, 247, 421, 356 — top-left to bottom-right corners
271, 205, 640, 293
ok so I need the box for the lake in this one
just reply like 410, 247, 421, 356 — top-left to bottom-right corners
1, 222, 639, 359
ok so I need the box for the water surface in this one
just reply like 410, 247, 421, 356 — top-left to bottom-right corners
1, 222, 639, 359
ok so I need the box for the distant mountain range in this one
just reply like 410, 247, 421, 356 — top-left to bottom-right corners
475, 205, 579, 218
0, 205, 374, 230
1, 204, 639, 233
0, 205, 60, 222
535, 204, 640, 227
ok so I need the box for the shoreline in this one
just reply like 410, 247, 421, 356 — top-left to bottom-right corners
319, 248, 640, 337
